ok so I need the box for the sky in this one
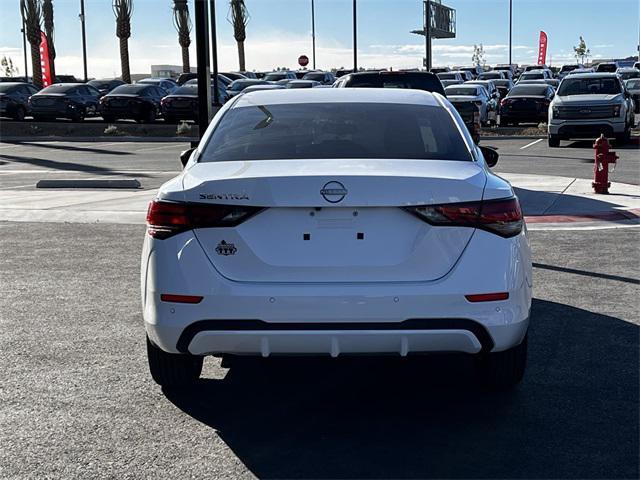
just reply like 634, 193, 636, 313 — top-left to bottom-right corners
1, 0, 638, 78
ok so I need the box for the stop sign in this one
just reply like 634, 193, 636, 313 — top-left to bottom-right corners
298, 55, 309, 67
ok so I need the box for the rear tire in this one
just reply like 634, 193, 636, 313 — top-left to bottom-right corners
140, 107, 156, 124
548, 134, 560, 147
13, 106, 26, 121
146, 336, 203, 388
102, 114, 116, 123
476, 334, 527, 388
615, 128, 631, 145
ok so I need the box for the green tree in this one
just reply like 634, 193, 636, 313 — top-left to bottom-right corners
172, 0, 191, 73
573, 36, 590, 64
20, 0, 43, 88
228, 0, 249, 71
113, 0, 133, 83
1, 56, 19, 77
472, 44, 486, 67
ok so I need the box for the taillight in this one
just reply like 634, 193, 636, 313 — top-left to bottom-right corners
500, 98, 508, 106
404, 196, 523, 238
146, 200, 263, 239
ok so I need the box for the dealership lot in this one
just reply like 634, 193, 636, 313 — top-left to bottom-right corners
0, 139, 638, 478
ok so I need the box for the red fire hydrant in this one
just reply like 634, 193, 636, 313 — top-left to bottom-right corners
592, 134, 618, 194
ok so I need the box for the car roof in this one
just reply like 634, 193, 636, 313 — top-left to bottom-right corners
233, 87, 442, 108
564, 72, 619, 79
617, 68, 637, 72
0, 82, 29, 87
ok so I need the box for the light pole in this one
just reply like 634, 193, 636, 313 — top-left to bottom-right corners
21, 18, 28, 80
509, 0, 512, 66
353, 0, 357, 72
80, 0, 88, 82
210, 0, 220, 107
311, 0, 316, 69
424, 0, 431, 70
195, 0, 211, 138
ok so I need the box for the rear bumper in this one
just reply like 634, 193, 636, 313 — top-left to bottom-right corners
142, 228, 533, 356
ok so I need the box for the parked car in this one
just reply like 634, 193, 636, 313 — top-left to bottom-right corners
55, 75, 80, 83
459, 65, 483, 79
453, 70, 474, 82
616, 68, 640, 82
185, 73, 233, 88
518, 70, 552, 82
478, 71, 506, 80
160, 83, 227, 123
29, 83, 102, 121
436, 72, 464, 85
625, 78, 640, 112
0, 76, 33, 83
137, 78, 178, 95
566, 67, 595, 76
524, 65, 547, 72
87, 78, 125, 96
176, 73, 197, 85
143, 88, 531, 389
334, 71, 445, 96
241, 84, 286, 94
263, 71, 298, 82
500, 84, 555, 126
447, 96, 481, 144
558, 64, 584, 79
0, 82, 39, 120
286, 80, 321, 89
238, 71, 257, 79
430, 67, 450, 74
302, 71, 336, 85
634, 62, 640, 70
444, 84, 494, 125
226, 79, 270, 99
493, 64, 516, 78
595, 62, 619, 73
517, 78, 560, 89
220, 72, 247, 81
294, 71, 308, 79
465, 80, 500, 119
548, 73, 634, 146
100, 84, 165, 123
335, 68, 354, 78
493, 79, 515, 100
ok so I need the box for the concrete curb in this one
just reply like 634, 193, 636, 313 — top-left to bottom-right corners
36, 179, 142, 189
481, 135, 547, 140
1, 136, 196, 143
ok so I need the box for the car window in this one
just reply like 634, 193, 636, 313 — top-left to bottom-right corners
445, 86, 480, 96
509, 85, 548, 96
557, 77, 622, 96
200, 103, 472, 162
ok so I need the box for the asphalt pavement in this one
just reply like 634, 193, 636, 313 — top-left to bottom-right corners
0, 222, 637, 478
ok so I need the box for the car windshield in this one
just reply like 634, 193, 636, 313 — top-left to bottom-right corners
480, 73, 501, 79
88, 81, 112, 89
229, 80, 264, 91
172, 86, 197, 95
626, 79, 640, 89
619, 71, 640, 81
494, 80, 511, 86
557, 77, 621, 96
200, 103, 471, 162
264, 73, 288, 81
39, 84, 77, 93
508, 85, 548, 96
0, 84, 20, 93
438, 73, 458, 79
560, 65, 579, 72
109, 85, 149, 95
522, 73, 544, 80
302, 73, 325, 81
445, 86, 479, 96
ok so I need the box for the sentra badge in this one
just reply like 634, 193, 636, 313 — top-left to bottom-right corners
200, 192, 249, 200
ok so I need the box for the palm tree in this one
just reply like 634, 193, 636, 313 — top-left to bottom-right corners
20, 0, 43, 88
172, 0, 191, 73
228, 0, 249, 71
42, 0, 55, 81
112, 0, 133, 83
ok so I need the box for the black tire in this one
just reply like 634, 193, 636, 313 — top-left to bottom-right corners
548, 134, 560, 147
13, 106, 26, 121
72, 108, 85, 122
33, 115, 50, 122
102, 114, 116, 123
140, 107, 156, 124
164, 115, 178, 124
614, 129, 631, 145
146, 336, 203, 388
476, 334, 527, 388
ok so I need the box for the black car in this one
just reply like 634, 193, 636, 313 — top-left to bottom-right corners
0, 82, 39, 120
499, 84, 555, 126
334, 71, 445, 96
220, 72, 247, 81
493, 79, 515, 100
161, 83, 228, 122
100, 84, 166, 123
302, 71, 336, 85
55, 75, 81, 83
226, 79, 269, 99
449, 100, 481, 144
176, 72, 197, 85
87, 79, 125, 96
29, 83, 102, 121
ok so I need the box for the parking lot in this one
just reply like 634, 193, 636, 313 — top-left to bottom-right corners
0, 137, 638, 478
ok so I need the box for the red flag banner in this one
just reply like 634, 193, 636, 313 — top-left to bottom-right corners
537, 31, 548, 65
39, 32, 52, 87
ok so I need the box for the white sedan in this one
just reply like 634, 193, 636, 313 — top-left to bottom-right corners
142, 88, 532, 388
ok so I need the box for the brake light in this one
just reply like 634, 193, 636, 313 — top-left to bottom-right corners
146, 200, 263, 239
404, 197, 523, 238
465, 292, 509, 302
160, 294, 203, 304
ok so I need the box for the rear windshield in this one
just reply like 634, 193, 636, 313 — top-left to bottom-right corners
39, 84, 77, 93
560, 65, 580, 73
557, 77, 621, 96
264, 73, 288, 81
0, 84, 19, 93
172, 86, 197, 95
437, 73, 458, 80
229, 80, 265, 91
110, 85, 149, 95
596, 64, 617, 72
343, 74, 445, 95
508, 85, 548, 96
626, 79, 640, 89
201, 103, 471, 162
445, 86, 480, 96
302, 73, 325, 81
522, 72, 544, 80
493, 80, 511, 87
619, 70, 640, 81
480, 72, 502, 79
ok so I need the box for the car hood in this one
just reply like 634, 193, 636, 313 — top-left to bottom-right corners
554, 93, 624, 105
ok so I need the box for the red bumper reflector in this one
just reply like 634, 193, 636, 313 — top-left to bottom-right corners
465, 292, 509, 302
160, 294, 203, 304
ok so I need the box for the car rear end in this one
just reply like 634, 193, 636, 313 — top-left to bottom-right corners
161, 91, 198, 121
142, 89, 531, 387
338, 72, 445, 96
447, 99, 481, 143
501, 91, 551, 124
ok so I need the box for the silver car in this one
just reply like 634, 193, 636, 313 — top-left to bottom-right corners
445, 84, 494, 125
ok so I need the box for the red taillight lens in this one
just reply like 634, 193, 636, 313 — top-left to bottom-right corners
465, 292, 509, 302
146, 200, 263, 239
404, 197, 523, 238
160, 294, 203, 304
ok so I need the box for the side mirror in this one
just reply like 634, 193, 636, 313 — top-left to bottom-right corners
179, 147, 196, 168
479, 145, 499, 167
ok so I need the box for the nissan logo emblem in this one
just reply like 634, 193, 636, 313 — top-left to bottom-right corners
320, 181, 347, 203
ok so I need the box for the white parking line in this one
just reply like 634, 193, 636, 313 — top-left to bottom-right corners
133, 144, 185, 153
520, 139, 543, 150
